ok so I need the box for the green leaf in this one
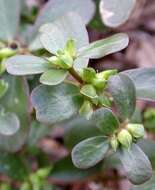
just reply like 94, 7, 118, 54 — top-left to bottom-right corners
132, 176, 155, 190
0, 0, 21, 41
92, 108, 119, 135
31, 83, 83, 124
117, 144, 152, 185
0, 80, 8, 99
40, 69, 68, 86
73, 57, 89, 71
0, 153, 28, 180
108, 74, 136, 120
39, 12, 89, 54
81, 67, 96, 83
80, 84, 98, 99
78, 33, 129, 59
50, 156, 101, 183
0, 75, 30, 152
122, 68, 155, 101
99, 0, 136, 27
72, 136, 109, 169
64, 116, 101, 149
5, 55, 49, 75
0, 111, 20, 136
28, 0, 95, 50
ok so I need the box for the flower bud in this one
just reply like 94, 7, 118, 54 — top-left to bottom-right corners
127, 123, 145, 139
110, 135, 118, 152
59, 52, 73, 69
92, 77, 107, 89
97, 69, 117, 80
117, 129, 132, 149
79, 100, 93, 120
0, 48, 16, 59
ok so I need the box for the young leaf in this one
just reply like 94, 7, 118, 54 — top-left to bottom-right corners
108, 74, 136, 120
28, 0, 95, 50
80, 84, 98, 99
92, 108, 119, 135
0, 111, 20, 136
117, 144, 152, 185
99, 0, 136, 28
72, 136, 109, 169
5, 55, 49, 75
0, 0, 21, 41
31, 83, 83, 124
78, 33, 129, 59
122, 68, 155, 101
40, 69, 68, 85
40, 12, 89, 54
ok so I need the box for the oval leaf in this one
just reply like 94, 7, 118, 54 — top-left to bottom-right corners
0, 0, 21, 41
72, 136, 109, 169
31, 83, 83, 124
0, 112, 20, 136
108, 74, 136, 120
78, 33, 129, 59
40, 69, 68, 85
117, 144, 152, 185
40, 12, 89, 54
28, 0, 95, 50
93, 108, 119, 135
5, 55, 49, 75
100, 0, 136, 27
122, 68, 155, 101
0, 76, 30, 152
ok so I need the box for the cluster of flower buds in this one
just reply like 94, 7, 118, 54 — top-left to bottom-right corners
48, 39, 76, 69
110, 123, 145, 151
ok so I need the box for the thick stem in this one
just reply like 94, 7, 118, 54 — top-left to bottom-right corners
69, 67, 83, 84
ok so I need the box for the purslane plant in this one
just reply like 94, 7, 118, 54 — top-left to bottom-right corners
5, 12, 155, 185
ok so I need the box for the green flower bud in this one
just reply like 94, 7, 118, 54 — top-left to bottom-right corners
92, 77, 107, 89
117, 129, 132, 149
110, 135, 118, 152
97, 69, 117, 80
79, 100, 93, 120
48, 56, 62, 66
127, 123, 145, 139
81, 67, 96, 83
0, 48, 16, 59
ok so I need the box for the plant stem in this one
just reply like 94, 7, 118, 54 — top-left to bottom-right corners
69, 67, 83, 84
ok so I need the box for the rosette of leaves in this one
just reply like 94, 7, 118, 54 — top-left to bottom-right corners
5, 10, 155, 186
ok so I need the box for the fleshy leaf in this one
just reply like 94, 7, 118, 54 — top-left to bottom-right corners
122, 68, 155, 101
93, 108, 119, 135
40, 69, 68, 85
28, 0, 95, 50
0, 111, 20, 136
108, 73, 136, 120
0, 0, 21, 41
40, 12, 89, 54
117, 144, 152, 185
78, 33, 129, 59
5, 55, 49, 75
0, 75, 30, 152
132, 176, 155, 190
31, 83, 83, 124
72, 136, 109, 169
99, 0, 136, 27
